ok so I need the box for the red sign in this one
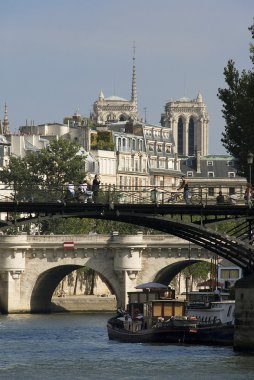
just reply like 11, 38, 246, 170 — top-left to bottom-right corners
63, 242, 75, 250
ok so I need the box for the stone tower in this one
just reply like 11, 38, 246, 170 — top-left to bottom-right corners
162, 94, 209, 156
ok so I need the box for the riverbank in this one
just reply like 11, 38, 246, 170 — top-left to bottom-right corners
51, 294, 117, 312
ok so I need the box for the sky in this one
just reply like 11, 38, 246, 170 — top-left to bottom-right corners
0, 0, 253, 154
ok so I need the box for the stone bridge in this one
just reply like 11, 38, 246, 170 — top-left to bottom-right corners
0, 232, 216, 314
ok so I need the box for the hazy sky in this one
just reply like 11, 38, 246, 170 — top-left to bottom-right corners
0, 0, 253, 154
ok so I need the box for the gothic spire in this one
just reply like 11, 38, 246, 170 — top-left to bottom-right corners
3, 102, 10, 135
131, 42, 138, 111
0, 119, 2, 135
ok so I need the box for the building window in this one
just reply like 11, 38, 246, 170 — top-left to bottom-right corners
157, 145, 162, 152
188, 118, 195, 156
187, 171, 193, 177
207, 161, 213, 166
227, 161, 234, 166
229, 187, 235, 195
220, 268, 240, 280
143, 159, 147, 172
208, 187, 214, 196
159, 160, 165, 169
166, 145, 171, 153
159, 176, 164, 186
178, 117, 184, 155
208, 172, 214, 178
228, 172, 235, 178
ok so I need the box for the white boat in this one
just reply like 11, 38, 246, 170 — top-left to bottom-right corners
186, 291, 235, 325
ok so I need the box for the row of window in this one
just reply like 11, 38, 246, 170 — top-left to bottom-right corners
186, 160, 235, 167
116, 138, 144, 151
145, 129, 169, 139
187, 171, 236, 178
148, 143, 172, 153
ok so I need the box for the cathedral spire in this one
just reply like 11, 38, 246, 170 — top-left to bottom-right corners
3, 102, 10, 135
131, 42, 138, 111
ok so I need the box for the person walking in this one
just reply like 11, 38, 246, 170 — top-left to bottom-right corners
177, 176, 190, 204
216, 191, 225, 204
244, 184, 253, 207
66, 182, 75, 199
92, 174, 101, 202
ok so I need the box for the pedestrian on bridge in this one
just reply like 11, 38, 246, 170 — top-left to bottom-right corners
66, 182, 75, 199
177, 176, 190, 204
216, 191, 225, 204
92, 174, 101, 202
244, 184, 253, 207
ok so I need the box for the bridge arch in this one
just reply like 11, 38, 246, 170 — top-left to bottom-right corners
29, 264, 120, 313
154, 259, 202, 285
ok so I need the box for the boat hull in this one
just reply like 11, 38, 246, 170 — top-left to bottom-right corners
107, 322, 234, 345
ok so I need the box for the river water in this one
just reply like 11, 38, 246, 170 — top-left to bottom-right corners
0, 313, 254, 380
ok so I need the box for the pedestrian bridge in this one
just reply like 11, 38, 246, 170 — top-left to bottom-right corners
0, 200, 253, 273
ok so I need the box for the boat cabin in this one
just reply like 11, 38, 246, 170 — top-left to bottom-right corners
187, 291, 231, 306
186, 292, 235, 325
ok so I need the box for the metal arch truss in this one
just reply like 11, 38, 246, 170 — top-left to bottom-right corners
0, 202, 254, 274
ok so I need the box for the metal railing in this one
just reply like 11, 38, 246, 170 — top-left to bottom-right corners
0, 184, 250, 206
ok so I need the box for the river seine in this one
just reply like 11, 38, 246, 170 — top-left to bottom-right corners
0, 313, 254, 380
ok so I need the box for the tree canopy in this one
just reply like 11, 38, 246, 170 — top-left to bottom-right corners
217, 20, 254, 180
0, 138, 87, 201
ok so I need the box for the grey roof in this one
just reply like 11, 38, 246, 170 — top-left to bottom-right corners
180, 155, 242, 179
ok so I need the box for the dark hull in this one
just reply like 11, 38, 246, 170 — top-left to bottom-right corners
107, 322, 234, 345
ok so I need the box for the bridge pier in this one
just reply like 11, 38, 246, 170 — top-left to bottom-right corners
0, 245, 26, 313
234, 273, 254, 352
0, 270, 23, 313
112, 231, 143, 308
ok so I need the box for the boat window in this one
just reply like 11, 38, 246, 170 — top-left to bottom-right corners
164, 304, 173, 316
227, 305, 232, 317
153, 303, 163, 317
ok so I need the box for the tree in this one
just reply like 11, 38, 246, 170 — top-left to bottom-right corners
217, 20, 254, 179
182, 262, 212, 291
0, 138, 87, 200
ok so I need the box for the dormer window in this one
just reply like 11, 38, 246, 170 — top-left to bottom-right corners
187, 171, 193, 177
228, 172, 235, 178
208, 171, 214, 178
207, 161, 213, 166
166, 145, 171, 153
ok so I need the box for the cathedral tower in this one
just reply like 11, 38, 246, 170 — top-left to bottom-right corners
162, 94, 209, 156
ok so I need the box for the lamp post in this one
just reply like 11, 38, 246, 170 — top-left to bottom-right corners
247, 152, 254, 185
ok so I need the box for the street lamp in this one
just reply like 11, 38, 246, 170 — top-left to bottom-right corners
247, 152, 254, 185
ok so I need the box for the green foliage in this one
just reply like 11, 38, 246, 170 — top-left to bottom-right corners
40, 217, 160, 235
182, 261, 212, 282
90, 131, 114, 151
0, 138, 87, 200
217, 19, 254, 179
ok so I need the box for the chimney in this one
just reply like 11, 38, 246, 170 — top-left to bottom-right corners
196, 150, 201, 173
